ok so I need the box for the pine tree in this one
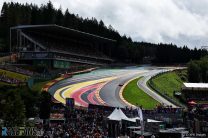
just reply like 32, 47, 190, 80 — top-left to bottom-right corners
55, 7, 64, 25
188, 60, 201, 82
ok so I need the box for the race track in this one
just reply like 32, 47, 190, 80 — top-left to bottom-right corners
48, 66, 178, 108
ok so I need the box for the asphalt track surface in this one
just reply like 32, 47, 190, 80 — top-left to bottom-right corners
99, 71, 146, 108
137, 70, 177, 108
48, 66, 178, 108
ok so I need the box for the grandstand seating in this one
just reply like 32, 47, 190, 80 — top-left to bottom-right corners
11, 25, 115, 68
26, 32, 110, 59
0, 65, 35, 76
26, 30, 109, 53
0, 68, 29, 85
19, 32, 112, 66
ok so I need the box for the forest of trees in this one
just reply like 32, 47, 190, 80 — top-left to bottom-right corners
0, 1, 207, 64
0, 85, 52, 126
188, 56, 208, 83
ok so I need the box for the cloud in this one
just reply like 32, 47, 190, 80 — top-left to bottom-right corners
1, 0, 208, 48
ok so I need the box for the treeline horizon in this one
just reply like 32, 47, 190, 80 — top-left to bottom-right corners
0, 1, 207, 64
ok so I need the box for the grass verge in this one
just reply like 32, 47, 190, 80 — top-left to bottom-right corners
149, 70, 187, 105
123, 77, 159, 109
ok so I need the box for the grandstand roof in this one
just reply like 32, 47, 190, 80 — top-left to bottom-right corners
183, 83, 208, 89
182, 83, 208, 91
11, 24, 116, 42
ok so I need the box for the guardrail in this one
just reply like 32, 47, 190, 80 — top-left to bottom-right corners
147, 70, 184, 107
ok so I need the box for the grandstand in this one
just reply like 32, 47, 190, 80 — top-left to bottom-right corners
10, 25, 116, 69
182, 83, 208, 101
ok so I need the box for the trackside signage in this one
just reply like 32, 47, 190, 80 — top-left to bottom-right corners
1, 127, 43, 136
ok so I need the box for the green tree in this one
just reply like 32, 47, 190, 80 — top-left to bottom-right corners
2, 91, 26, 126
63, 9, 71, 27
41, 1, 55, 24
199, 56, 208, 82
39, 92, 51, 119
55, 7, 64, 25
188, 60, 201, 82
19, 87, 40, 118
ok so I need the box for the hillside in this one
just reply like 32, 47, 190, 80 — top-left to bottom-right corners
0, 1, 207, 64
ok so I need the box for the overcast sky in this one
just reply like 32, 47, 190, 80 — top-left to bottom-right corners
1, 0, 208, 49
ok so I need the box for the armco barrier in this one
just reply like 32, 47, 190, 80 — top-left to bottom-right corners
147, 71, 182, 107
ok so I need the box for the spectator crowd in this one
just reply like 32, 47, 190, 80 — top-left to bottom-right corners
0, 65, 35, 76
39, 104, 184, 138
0, 72, 24, 84
42, 108, 110, 138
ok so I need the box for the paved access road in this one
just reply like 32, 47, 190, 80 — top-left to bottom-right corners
48, 66, 179, 108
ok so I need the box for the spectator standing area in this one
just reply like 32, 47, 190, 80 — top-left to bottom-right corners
10, 25, 116, 69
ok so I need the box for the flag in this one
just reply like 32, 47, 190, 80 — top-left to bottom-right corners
137, 107, 144, 137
